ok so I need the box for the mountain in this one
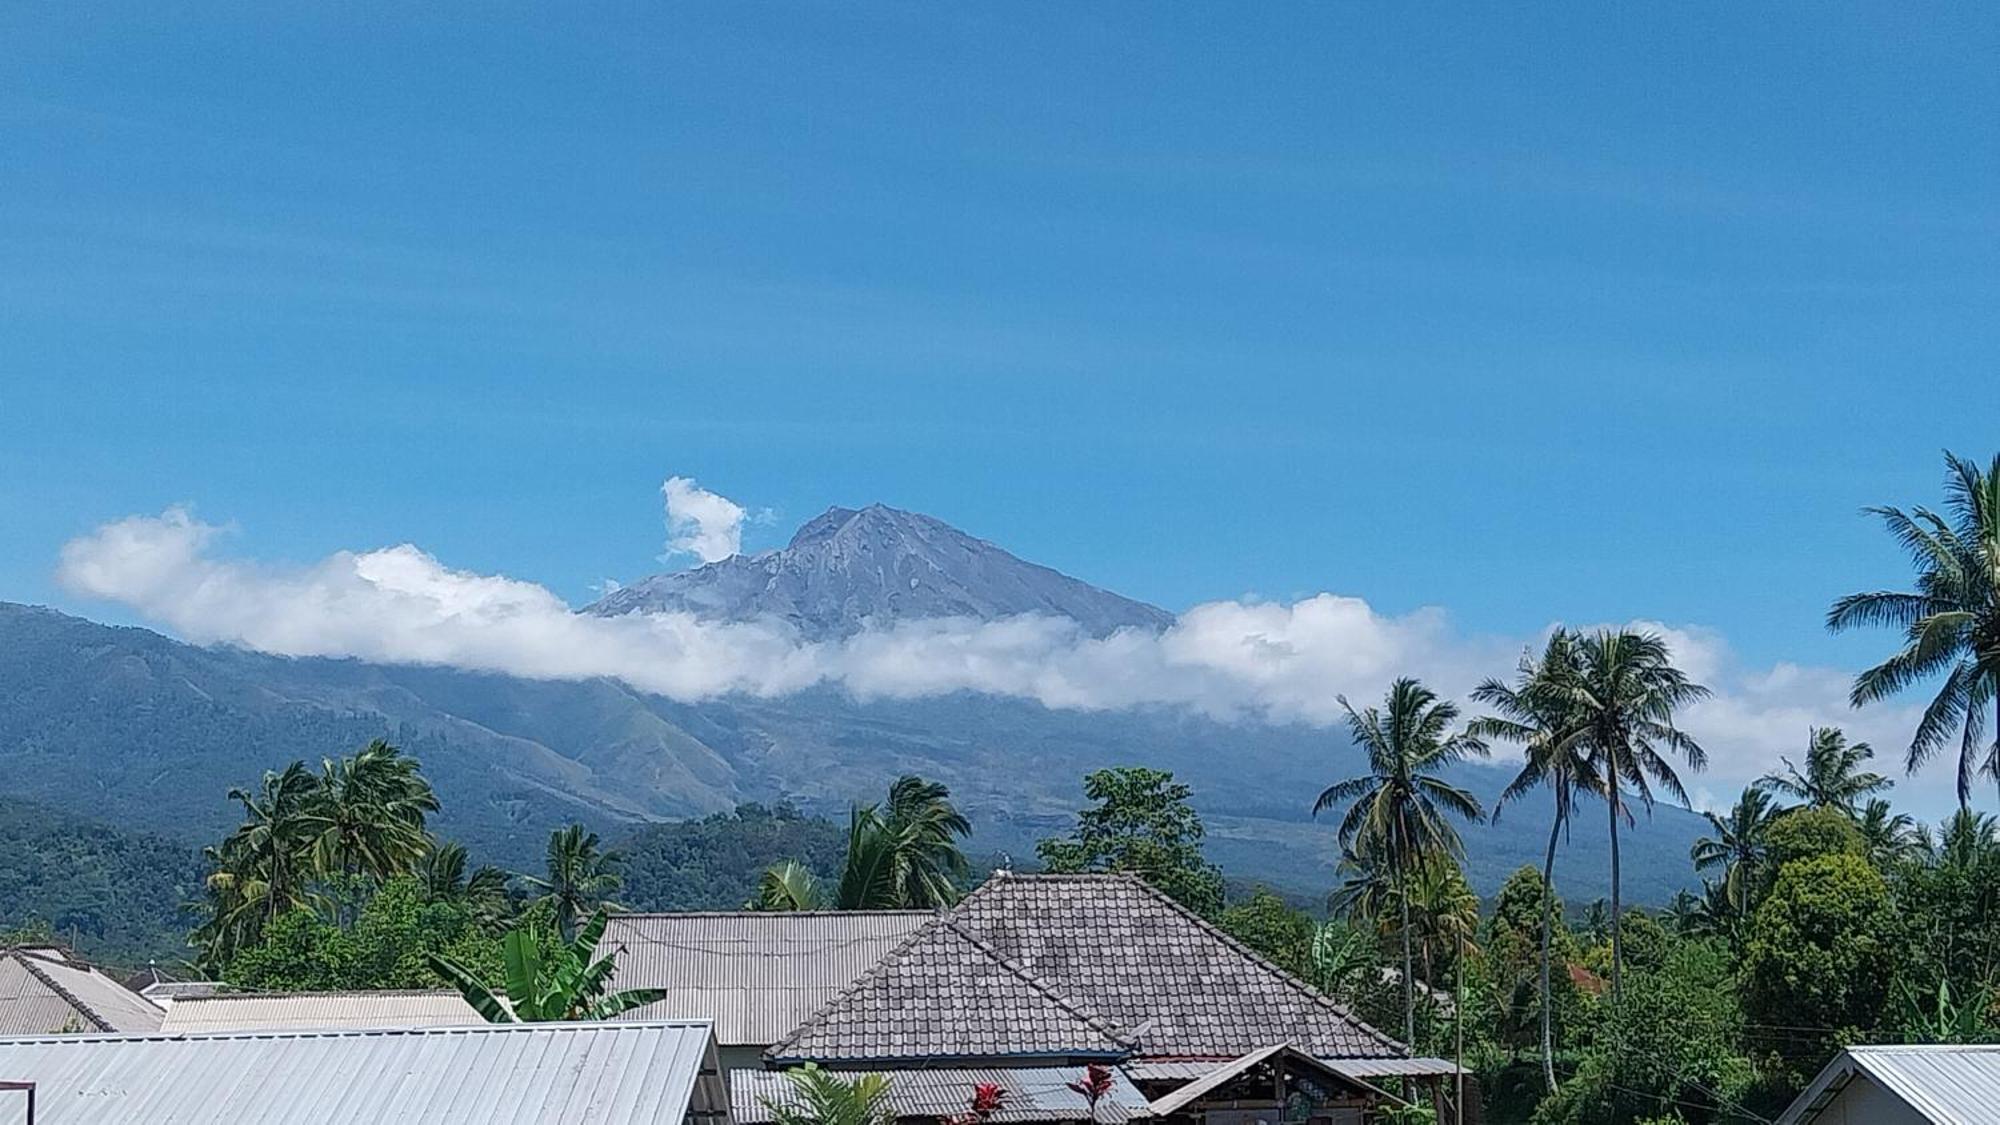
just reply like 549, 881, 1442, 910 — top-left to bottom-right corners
0, 600, 1708, 906
587, 503, 1176, 639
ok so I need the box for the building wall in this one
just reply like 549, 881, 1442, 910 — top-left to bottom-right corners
721, 1044, 768, 1074
1811, 1077, 1927, 1125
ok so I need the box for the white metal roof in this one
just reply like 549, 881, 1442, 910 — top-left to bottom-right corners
1779, 1044, 2000, 1124
0, 1020, 729, 1125
0, 952, 164, 1035
600, 911, 930, 1045
736, 1065, 1151, 1124
158, 990, 478, 1032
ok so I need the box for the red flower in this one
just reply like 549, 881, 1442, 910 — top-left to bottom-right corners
970, 1084, 1007, 1116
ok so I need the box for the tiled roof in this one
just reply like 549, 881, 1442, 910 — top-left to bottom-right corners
0, 1020, 729, 1125
766, 919, 1132, 1064
159, 989, 480, 1032
0, 949, 165, 1035
599, 911, 931, 1046
947, 874, 1404, 1060
735, 1065, 1152, 1124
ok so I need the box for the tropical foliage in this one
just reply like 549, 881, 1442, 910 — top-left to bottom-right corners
752, 776, 974, 911
760, 1064, 896, 1125
1831, 450, 2000, 805
1037, 766, 1227, 915
1313, 677, 1486, 1045
429, 909, 665, 1022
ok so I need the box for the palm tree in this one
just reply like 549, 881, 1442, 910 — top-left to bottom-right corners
429, 910, 665, 1022
1684, 879, 1743, 944
1689, 787, 1776, 918
1402, 857, 1480, 994
1555, 629, 1709, 1001
1829, 451, 2000, 807
419, 840, 513, 930
1928, 808, 2000, 871
1471, 630, 1594, 1093
753, 859, 827, 911
754, 776, 972, 911
303, 740, 439, 889
525, 824, 625, 940
1313, 677, 1488, 1047
193, 761, 324, 967
1856, 798, 1922, 868
882, 776, 972, 908
1757, 727, 1892, 812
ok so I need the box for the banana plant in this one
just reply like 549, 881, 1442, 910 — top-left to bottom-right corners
429, 909, 664, 1022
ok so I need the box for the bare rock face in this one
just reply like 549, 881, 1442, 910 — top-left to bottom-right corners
586, 503, 1174, 640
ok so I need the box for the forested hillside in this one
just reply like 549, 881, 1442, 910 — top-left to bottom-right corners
0, 797, 204, 965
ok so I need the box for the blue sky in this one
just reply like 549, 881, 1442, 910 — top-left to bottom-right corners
5, 3, 1998, 692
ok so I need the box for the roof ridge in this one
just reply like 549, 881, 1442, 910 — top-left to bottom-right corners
10, 950, 116, 1032
1099, 875, 1408, 1055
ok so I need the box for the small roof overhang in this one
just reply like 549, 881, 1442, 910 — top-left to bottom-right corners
1146, 1044, 1409, 1117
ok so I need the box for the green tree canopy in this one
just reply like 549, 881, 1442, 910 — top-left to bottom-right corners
1742, 853, 1896, 1077
1037, 767, 1225, 916
1762, 806, 1864, 872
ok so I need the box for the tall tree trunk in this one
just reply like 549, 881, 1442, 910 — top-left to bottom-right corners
1540, 813, 1562, 1093
1607, 771, 1623, 1004
1455, 943, 1466, 1125
1401, 861, 1415, 1049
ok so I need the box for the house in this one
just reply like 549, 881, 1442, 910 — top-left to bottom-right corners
1776, 1044, 2000, 1124
0, 948, 163, 1035
0, 1020, 732, 1124
601, 909, 931, 1070
605, 873, 1458, 1123
157, 989, 480, 1033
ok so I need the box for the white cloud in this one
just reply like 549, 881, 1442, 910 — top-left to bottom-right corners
661, 477, 745, 563
53, 505, 1954, 814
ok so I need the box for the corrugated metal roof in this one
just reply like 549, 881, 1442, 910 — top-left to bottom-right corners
0, 952, 164, 1035
736, 1066, 1151, 1124
1779, 1045, 2000, 1124
600, 912, 930, 1045
159, 990, 479, 1032
0, 1020, 730, 1125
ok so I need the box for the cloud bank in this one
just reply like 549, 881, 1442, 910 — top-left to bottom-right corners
55, 505, 1936, 809
661, 476, 744, 563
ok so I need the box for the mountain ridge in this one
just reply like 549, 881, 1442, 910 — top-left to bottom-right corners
587, 503, 1176, 640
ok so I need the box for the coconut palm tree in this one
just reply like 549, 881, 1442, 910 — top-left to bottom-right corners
1829, 451, 2000, 807
1757, 727, 1892, 813
1555, 629, 1709, 1001
1471, 630, 1595, 1092
1857, 798, 1923, 868
1689, 787, 1776, 917
753, 859, 827, 911
1313, 677, 1488, 1046
419, 840, 513, 930
754, 776, 972, 912
303, 740, 440, 887
525, 824, 625, 940
192, 761, 324, 967
882, 775, 972, 908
